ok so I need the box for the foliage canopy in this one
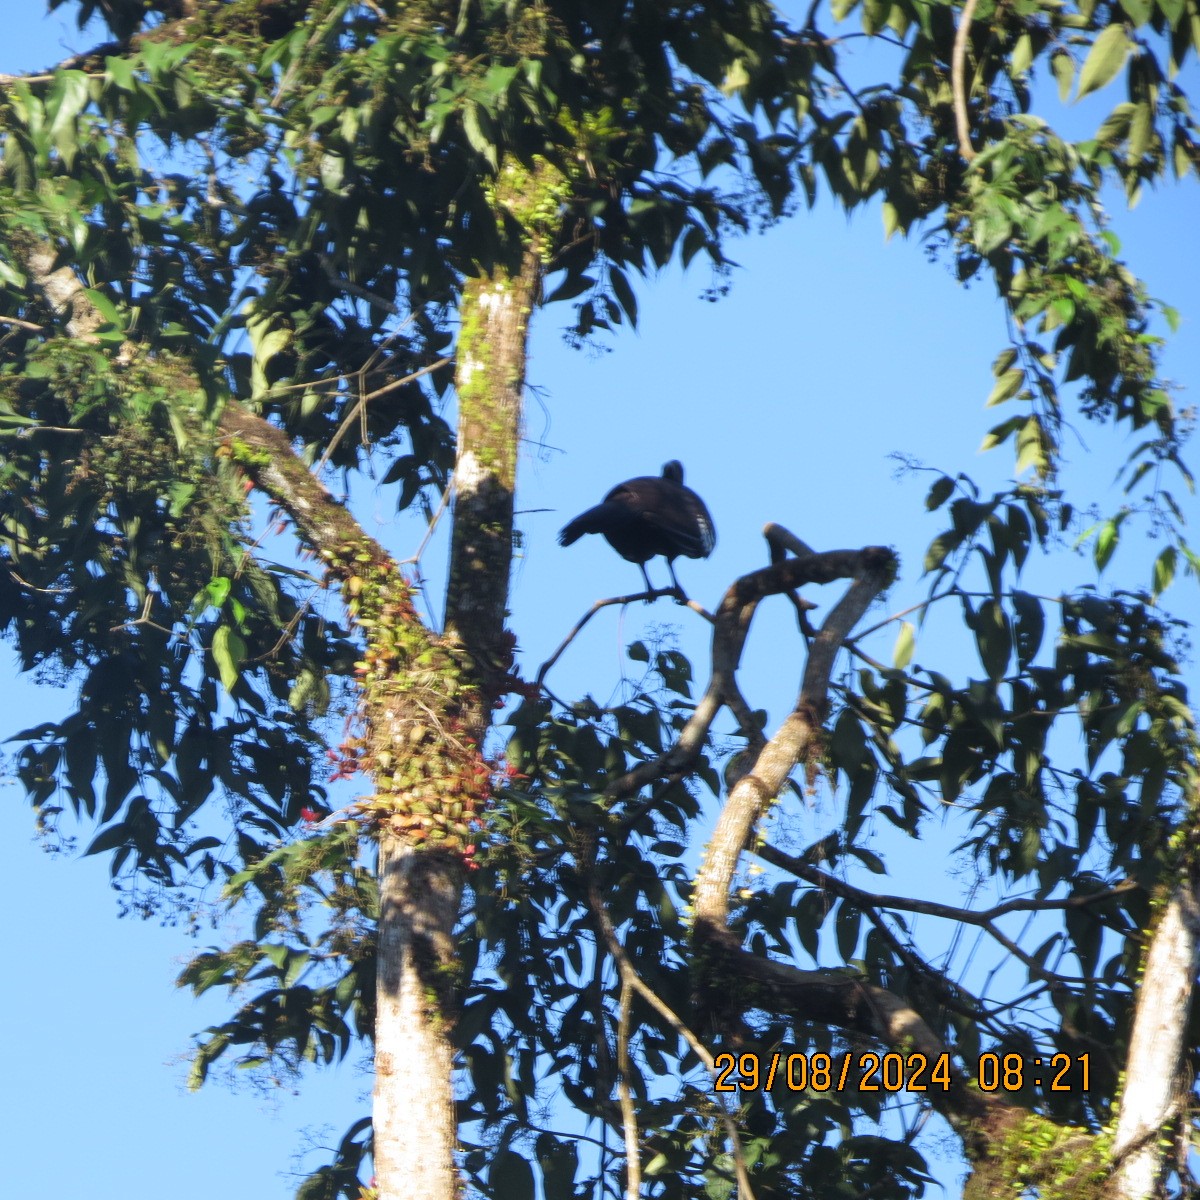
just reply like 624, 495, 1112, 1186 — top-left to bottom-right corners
3, 1, 1200, 1197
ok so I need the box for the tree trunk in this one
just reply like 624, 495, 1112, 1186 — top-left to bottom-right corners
371, 195, 542, 1199
443, 243, 540, 670
373, 838, 463, 1200
1112, 858, 1200, 1199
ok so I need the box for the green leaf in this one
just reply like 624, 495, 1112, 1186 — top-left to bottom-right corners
973, 199, 1012, 255
609, 266, 638, 327
1077, 26, 1132, 100
1015, 416, 1049, 477
462, 101, 498, 169
1052, 52, 1075, 103
0, 410, 39, 432
206, 576, 232, 609
975, 600, 1012, 680
84, 823, 128, 857
104, 55, 136, 92
893, 621, 916, 669
167, 481, 196, 519
480, 63, 519, 100
1012, 33, 1033, 76
924, 529, 963, 573
246, 316, 292, 399
1119, 0, 1153, 25
992, 348, 1017, 377
45, 71, 90, 168
263, 942, 289, 969
212, 625, 246, 695
1095, 516, 1121, 571
1128, 101, 1153, 158
543, 273, 595, 304
81, 287, 126, 331
1152, 545, 1177, 596
835, 901, 861, 960
925, 475, 955, 511
1012, 591, 1044, 669
987, 368, 1025, 407
1174, 136, 1193, 179
721, 59, 750, 97
881, 200, 900, 241
862, 0, 889, 34
980, 415, 1024, 453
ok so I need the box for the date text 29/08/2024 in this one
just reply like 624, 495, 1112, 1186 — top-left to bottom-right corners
713, 1051, 1092, 1095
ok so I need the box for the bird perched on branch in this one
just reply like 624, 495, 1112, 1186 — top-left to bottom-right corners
558, 461, 716, 593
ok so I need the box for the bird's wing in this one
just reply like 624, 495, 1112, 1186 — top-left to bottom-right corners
640, 492, 715, 558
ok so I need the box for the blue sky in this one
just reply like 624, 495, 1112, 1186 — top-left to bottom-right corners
3, 5, 1200, 1198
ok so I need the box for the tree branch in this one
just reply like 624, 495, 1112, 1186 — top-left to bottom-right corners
756, 843, 1139, 926
692, 546, 896, 928
717, 939, 1018, 1156
537, 590, 713, 688
952, 0, 982, 162
15, 232, 396, 577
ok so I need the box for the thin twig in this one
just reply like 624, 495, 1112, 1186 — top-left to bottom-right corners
400, 476, 455, 569
850, 588, 956, 640
584, 875, 757, 1200
537, 591, 714, 686
109, 590, 175, 636
315, 357, 451, 476
0, 315, 46, 332
8, 569, 70, 595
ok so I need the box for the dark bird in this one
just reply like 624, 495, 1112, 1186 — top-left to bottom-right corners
558, 461, 716, 593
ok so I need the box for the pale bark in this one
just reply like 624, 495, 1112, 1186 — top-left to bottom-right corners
691, 546, 895, 925
373, 837, 462, 1200
1112, 867, 1200, 1200
443, 248, 540, 680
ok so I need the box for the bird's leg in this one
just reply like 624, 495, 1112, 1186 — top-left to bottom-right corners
667, 560, 688, 602
639, 563, 655, 598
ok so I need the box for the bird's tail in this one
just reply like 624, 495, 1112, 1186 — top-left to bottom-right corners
558, 504, 610, 546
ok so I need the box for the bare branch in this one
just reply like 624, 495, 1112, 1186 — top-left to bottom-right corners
712, 938, 1023, 1158
692, 547, 896, 927
762, 522, 817, 558
1114, 856, 1200, 1196
537, 591, 713, 687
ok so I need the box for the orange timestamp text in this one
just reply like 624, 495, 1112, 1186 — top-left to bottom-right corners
713, 1051, 1092, 1094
